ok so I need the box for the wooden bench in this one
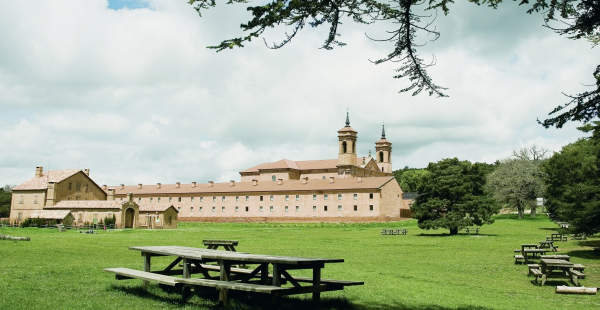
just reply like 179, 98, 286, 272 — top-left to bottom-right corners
530, 268, 545, 286
547, 234, 567, 242
104, 268, 179, 286
514, 255, 524, 264
540, 255, 570, 261
203, 240, 239, 251
176, 277, 287, 294
569, 270, 584, 286
572, 264, 585, 274
527, 264, 540, 275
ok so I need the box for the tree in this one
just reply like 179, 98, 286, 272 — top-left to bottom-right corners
542, 122, 600, 234
0, 186, 12, 218
188, 0, 599, 128
486, 157, 546, 219
393, 167, 429, 192
411, 158, 499, 235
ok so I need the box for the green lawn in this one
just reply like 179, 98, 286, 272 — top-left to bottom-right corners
0, 215, 598, 310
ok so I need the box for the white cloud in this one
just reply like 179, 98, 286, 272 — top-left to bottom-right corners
0, 0, 597, 186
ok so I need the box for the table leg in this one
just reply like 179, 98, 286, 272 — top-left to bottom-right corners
219, 260, 231, 305
260, 263, 268, 284
183, 258, 190, 278
312, 266, 321, 303
143, 253, 151, 289
272, 264, 281, 287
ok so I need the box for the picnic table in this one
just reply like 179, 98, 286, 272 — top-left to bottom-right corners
531, 259, 585, 286
380, 229, 407, 236
105, 246, 363, 305
547, 233, 568, 242
538, 240, 557, 251
203, 240, 239, 251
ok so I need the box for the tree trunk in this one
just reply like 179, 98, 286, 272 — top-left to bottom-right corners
0, 234, 30, 241
517, 202, 524, 219
449, 227, 458, 235
531, 205, 537, 217
556, 286, 597, 295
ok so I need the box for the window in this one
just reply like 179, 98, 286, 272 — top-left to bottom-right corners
199, 197, 203, 201
295, 206, 300, 212
259, 206, 264, 212
369, 205, 374, 211
33, 195, 38, 204
169, 197, 172, 202
199, 207, 203, 212
270, 206, 274, 212
138, 197, 141, 202
235, 206, 239, 212
260, 196, 264, 201
338, 205, 342, 211
285, 195, 289, 201
68, 183, 72, 190
354, 205, 358, 211
178, 197, 182, 202
76, 183, 81, 191
212, 206, 216, 212
342, 141, 347, 153
178, 207, 181, 211
236, 196, 239, 202
213, 196, 216, 202
191, 197, 194, 201
191, 207, 194, 211
269, 195, 273, 201
245, 206, 249, 212
149, 197, 153, 201
322, 176, 326, 180
18, 195, 23, 204
222, 196, 225, 201
272, 175, 276, 182
369, 193, 374, 199
379, 151, 384, 162
157, 197, 161, 202
313, 194, 317, 200
313, 206, 317, 212
245, 196, 249, 201
338, 193, 342, 200
222, 206, 225, 212
324, 194, 328, 200
324, 205, 328, 212
285, 206, 288, 212
295, 194, 300, 201
353, 193, 358, 200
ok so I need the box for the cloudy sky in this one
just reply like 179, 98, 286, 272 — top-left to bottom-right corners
1, 0, 598, 186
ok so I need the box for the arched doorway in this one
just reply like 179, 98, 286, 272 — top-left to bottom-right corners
124, 208, 134, 228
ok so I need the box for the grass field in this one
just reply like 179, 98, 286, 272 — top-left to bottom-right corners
0, 215, 598, 310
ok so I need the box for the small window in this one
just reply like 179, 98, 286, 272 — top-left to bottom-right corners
169, 197, 172, 202
245, 206, 249, 212
295, 194, 300, 201
313, 206, 317, 212
157, 197, 161, 202
260, 196, 264, 201
285, 206, 288, 212
191, 207, 194, 211
245, 196, 249, 201
212, 206, 216, 212
68, 183, 72, 190
269, 195, 274, 201
285, 195, 289, 201
221, 206, 225, 212
324, 194, 328, 200
353, 193, 358, 200
338, 205, 342, 211
236, 196, 239, 201
138, 197, 141, 202
369, 205, 374, 211
199, 197, 203, 201
191, 197, 194, 201
369, 193, 374, 199
199, 207, 203, 212
269, 206, 274, 212
178, 197, 182, 202
322, 176, 326, 180
272, 175, 276, 182
150, 197, 153, 201
33, 196, 38, 204
324, 205, 328, 212
259, 206, 264, 212
338, 193, 342, 200
313, 194, 317, 200
76, 183, 81, 191
18, 195, 23, 204
295, 206, 300, 212
235, 206, 239, 212
222, 196, 225, 201
354, 205, 358, 211
213, 196, 216, 202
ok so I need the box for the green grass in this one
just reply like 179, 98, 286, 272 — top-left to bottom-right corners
0, 215, 598, 309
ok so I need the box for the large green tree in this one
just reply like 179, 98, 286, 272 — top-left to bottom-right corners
393, 167, 429, 192
542, 122, 600, 234
486, 157, 546, 219
188, 0, 599, 128
0, 186, 12, 218
411, 158, 499, 235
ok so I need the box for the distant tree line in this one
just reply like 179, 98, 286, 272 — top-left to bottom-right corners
0, 185, 12, 218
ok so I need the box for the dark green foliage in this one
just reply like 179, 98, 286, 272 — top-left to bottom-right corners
411, 158, 500, 235
188, 0, 599, 128
393, 167, 429, 193
104, 214, 116, 226
542, 122, 600, 234
0, 187, 11, 218
19, 218, 57, 228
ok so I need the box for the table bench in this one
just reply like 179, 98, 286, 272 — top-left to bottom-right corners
547, 234, 568, 242
203, 240, 239, 251
380, 229, 407, 235
463, 227, 479, 234
540, 254, 570, 261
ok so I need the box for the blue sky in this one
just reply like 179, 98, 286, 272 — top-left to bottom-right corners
0, 1, 597, 186
107, 0, 150, 10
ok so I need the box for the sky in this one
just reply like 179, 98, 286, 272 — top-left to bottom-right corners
0, 0, 598, 187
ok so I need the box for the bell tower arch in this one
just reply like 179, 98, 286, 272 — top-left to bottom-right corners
375, 124, 392, 173
337, 112, 358, 168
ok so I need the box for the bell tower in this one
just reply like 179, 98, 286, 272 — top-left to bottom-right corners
375, 124, 392, 173
337, 112, 358, 168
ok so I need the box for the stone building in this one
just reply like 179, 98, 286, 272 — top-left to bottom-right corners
108, 116, 410, 222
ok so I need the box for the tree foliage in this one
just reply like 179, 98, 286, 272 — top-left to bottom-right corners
188, 0, 599, 127
0, 186, 12, 218
393, 167, 429, 192
486, 157, 546, 219
411, 158, 499, 235
542, 122, 600, 234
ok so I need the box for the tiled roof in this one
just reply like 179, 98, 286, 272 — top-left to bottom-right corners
28, 210, 72, 220
241, 159, 338, 173
109, 176, 395, 195
13, 170, 81, 190
139, 205, 178, 213
47, 200, 125, 210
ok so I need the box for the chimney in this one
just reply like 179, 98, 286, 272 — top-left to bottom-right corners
127, 193, 133, 202
120, 184, 125, 190
156, 183, 161, 189
252, 179, 258, 186
301, 177, 308, 184
107, 189, 115, 200
35, 166, 43, 177
102, 185, 107, 190
83, 168, 90, 176
137, 184, 142, 189
191, 181, 197, 188
208, 181, 214, 187
176, 182, 181, 188
230, 180, 235, 187
277, 178, 283, 185
329, 176, 335, 183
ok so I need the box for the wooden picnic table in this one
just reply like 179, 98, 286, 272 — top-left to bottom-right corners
538, 240, 557, 251
538, 258, 583, 286
203, 240, 239, 251
108, 245, 362, 304
521, 248, 550, 262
